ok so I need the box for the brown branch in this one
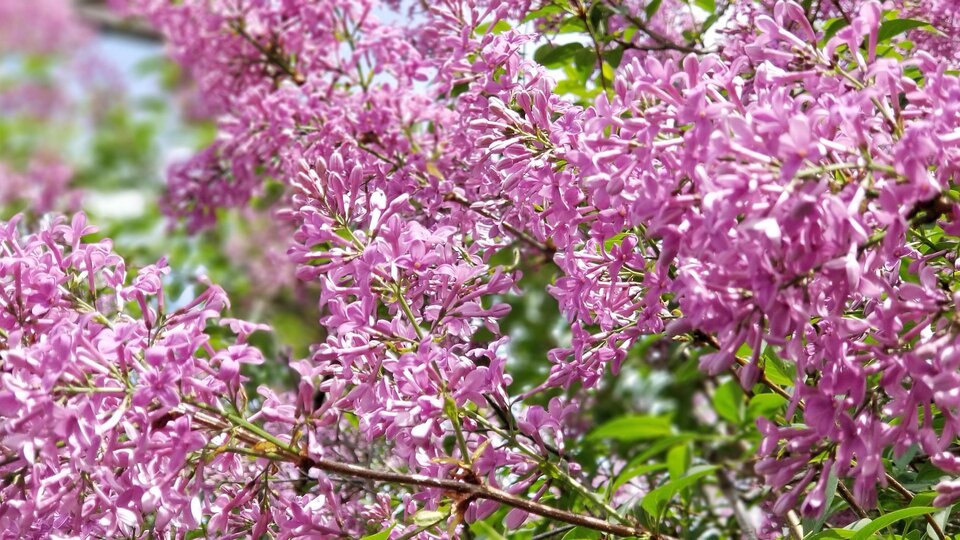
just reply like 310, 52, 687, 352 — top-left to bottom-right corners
444, 192, 554, 255
835, 482, 869, 520
303, 456, 668, 538
573, 0, 608, 92
0, 452, 21, 468
615, 38, 703, 53
694, 332, 791, 402
886, 475, 948, 540
196, 401, 669, 539
228, 20, 306, 86
532, 525, 576, 540
615, 9, 706, 54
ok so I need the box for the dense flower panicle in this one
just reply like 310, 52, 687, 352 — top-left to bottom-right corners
286, 152, 561, 481
0, 215, 389, 538
875, 1, 960, 64
547, 1, 960, 513
0, 214, 210, 535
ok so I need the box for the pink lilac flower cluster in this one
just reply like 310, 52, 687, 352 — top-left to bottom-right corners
107, 0, 627, 530
109, 0, 448, 233
0, 214, 403, 538
600, 7, 960, 516
23, 0, 958, 535
725, 0, 960, 63
285, 151, 567, 512
897, 0, 960, 63
547, 0, 960, 516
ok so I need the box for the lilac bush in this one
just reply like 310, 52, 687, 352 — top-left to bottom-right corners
5, 0, 960, 537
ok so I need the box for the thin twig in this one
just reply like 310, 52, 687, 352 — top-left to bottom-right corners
886, 475, 947, 540
445, 192, 554, 254
574, 0, 608, 91
228, 20, 306, 85
717, 470, 758, 540
616, 9, 706, 54
785, 510, 804, 540
532, 525, 577, 540
835, 482, 869, 520
73, 1, 161, 41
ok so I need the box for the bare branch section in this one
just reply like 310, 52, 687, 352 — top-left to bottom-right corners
305, 456, 671, 539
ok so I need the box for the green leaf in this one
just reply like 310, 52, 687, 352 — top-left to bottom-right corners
333, 226, 356, 244
412, 510, 447, 527
893, 443, 920, 471
574, 48, 597, 84
640, 465, 718, 520
666, 443, 689, 480
475, 20, 512, 35
561, 527, 601, 540
877, 19, 936, 43
612, 463, 667, 492
624, 434, 704, 466
604, 45, 625, 68
712, 379, 744, 424
747, 393, 787, 420
602, 232, 629, 252
488, 245, 520, 268
533, 43, 585, 68
600, 62, 615, 83
589, 415, 673, 441
848, 506, 937, 540
360, 527, 394, 540
521, 4, 566, 23
470, 521, 508, 540
558, 17, 587, 33
907, 491, 937, 507
805, 530, 857, 540
821, 17, 849, 44
588, 4, 605, 30
644, 0, 663, 20
694, 0, 715, 13
448, 82, 470, 98
762, 345, 796, 387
